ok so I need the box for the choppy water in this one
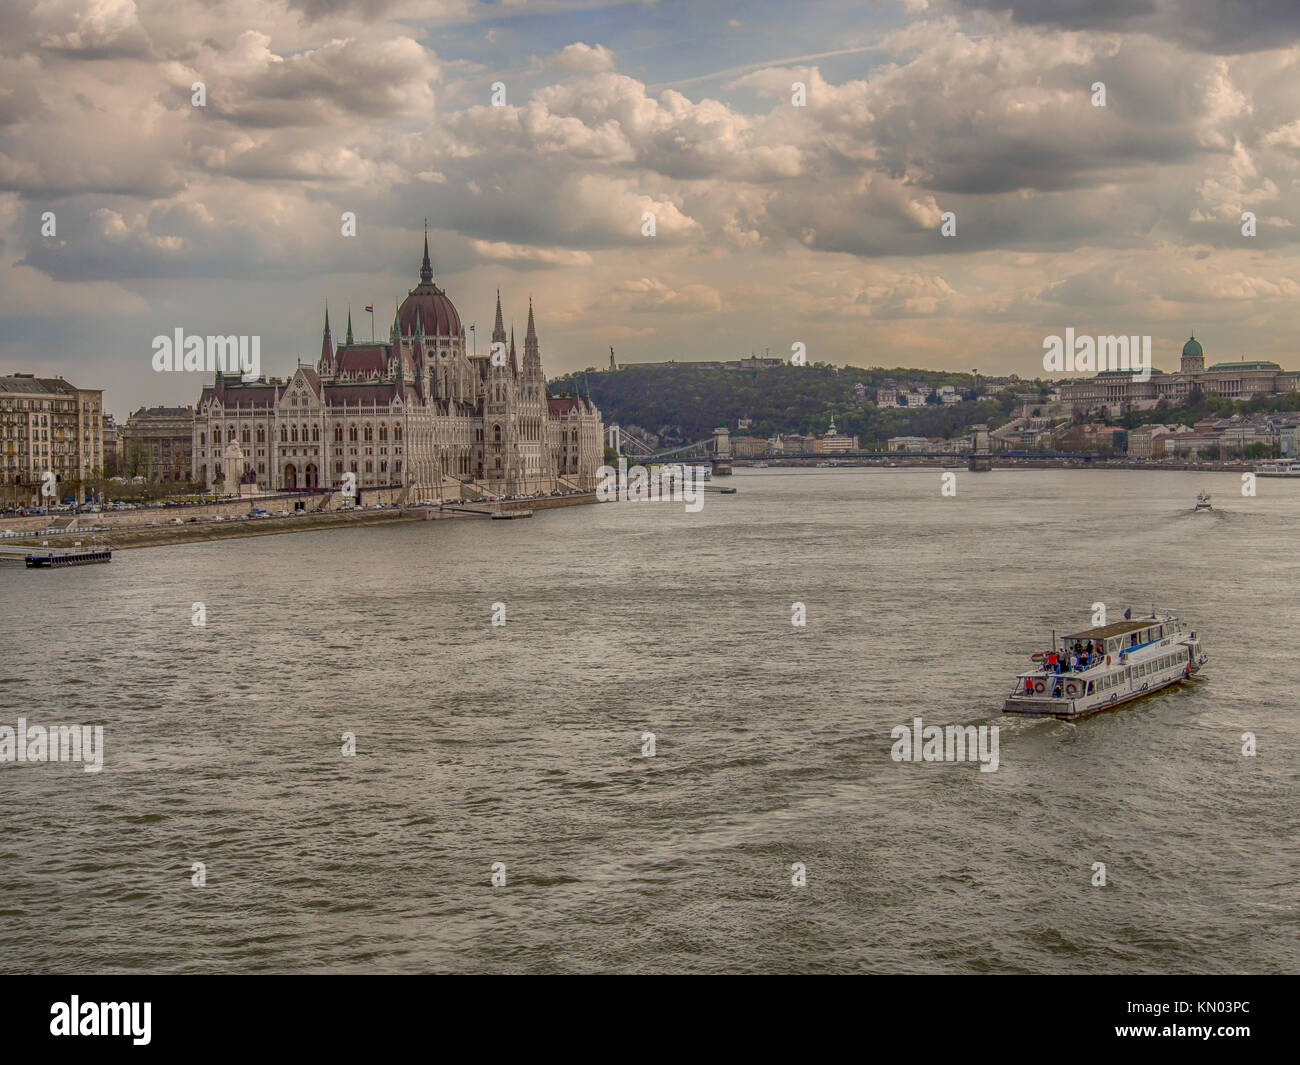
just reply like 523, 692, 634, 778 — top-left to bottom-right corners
1, 469, 1297, 973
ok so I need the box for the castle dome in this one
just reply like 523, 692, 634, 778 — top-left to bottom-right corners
1182, 336, 1203, 359
397, 229, 462, 337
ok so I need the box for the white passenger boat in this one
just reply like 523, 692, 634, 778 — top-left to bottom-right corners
1003, 610, 1207, 720
1193, 491, 1212, 511
1255, 461, 1300, 477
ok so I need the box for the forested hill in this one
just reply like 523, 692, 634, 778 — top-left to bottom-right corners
548, 363, 1023, 449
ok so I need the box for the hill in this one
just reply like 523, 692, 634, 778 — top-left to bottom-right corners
548, 362, 1024, 448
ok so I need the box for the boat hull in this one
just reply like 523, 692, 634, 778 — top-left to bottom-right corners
1003, 669, 1200, 721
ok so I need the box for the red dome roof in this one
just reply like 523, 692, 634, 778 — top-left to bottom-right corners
399, 282, 462, 337
396, 229, 462, 337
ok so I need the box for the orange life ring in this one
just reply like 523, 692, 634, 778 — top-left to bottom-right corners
1033, 682, 1045, 693
1065, 682, 1079, 696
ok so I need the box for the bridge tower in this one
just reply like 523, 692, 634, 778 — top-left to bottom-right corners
968, 423, 992, 471
711, 426, 733, 476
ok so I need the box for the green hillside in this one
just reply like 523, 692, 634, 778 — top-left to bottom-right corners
548, 362, 1024, 448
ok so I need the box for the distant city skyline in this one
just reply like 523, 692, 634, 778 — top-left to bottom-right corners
4, 0, 1300, 417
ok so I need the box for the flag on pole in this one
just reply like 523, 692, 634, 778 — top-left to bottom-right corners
364, 305, 374, 313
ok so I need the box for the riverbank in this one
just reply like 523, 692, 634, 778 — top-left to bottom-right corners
2, 493, 597, 553
736, 458, 1256, 472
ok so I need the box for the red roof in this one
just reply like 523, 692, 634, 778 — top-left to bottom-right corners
398, 282, 462, 337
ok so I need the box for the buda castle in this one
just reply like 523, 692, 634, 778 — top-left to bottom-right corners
191, 233, 603, 500
1060, 336, 1300, 416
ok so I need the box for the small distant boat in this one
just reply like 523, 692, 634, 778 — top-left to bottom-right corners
1255, 461, 1300, 477
753, 462, 769, 469
1193, 491, 1212, 511
815, 461, 830, 468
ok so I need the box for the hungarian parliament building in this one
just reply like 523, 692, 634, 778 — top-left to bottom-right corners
192, 236, 604, 499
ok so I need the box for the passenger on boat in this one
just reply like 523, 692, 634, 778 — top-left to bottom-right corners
1046, 651, 1058, 671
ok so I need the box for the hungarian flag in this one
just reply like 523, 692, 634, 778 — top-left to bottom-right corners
364, 305, 374, 313
469, 323, 476, 331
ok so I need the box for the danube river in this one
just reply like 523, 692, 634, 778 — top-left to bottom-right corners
2, 469, 1296, 973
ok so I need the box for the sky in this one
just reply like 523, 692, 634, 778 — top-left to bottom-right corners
2, 0, 1300, 416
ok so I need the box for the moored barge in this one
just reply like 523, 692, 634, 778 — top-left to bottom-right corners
25, 547, 113, 568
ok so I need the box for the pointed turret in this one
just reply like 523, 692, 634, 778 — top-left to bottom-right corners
492, 289, 506, 346
319, 306, 334, 370
345, 308, 354, 346
523, 296, 542, 380
391, 301, 401, 340
509, 326, 519, 375
420, 219, 433, 284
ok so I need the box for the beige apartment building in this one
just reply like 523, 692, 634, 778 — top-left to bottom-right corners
0, 373, 104, 503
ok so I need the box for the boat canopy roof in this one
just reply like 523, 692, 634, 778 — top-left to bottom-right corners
1061, 618, 1162, 641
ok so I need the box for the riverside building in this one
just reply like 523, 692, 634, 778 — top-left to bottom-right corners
191, 235, 604, 499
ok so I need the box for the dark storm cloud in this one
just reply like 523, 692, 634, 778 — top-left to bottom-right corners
947, 0, 1300, 53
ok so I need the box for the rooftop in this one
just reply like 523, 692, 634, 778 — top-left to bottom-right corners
1062, 617, 1165, 640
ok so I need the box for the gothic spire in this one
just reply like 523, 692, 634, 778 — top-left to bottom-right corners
420, 218, 433, 284
319, 305, 334, 367
345, 307, 354, 346
523, 296, 541, 378
492, 288, 506, 345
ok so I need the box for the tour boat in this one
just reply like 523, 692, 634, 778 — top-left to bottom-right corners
1003, 610, 1207, 720
1255, 461, 1300, 477
1193, 491, 1212, 511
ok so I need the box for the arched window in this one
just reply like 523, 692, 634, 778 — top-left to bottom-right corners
334, 425, 343, 442
394, 424, 402, 441
312, 426, 319, 442
242, 428, 250, 444
364, 424, 373, 442
349, 426, 358, 442
493, 424, 502, 443
378, 424, 387, 442
199, 432, 206, 446
291, 426, 299, 442
280, 426, 288, 442
257, 427, 265, 443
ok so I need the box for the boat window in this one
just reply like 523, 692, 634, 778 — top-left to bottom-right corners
1086, 682, 1094, 695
